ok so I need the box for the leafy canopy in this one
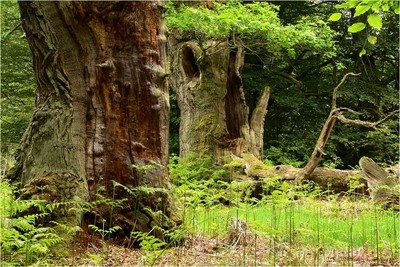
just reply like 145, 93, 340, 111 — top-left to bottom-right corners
166, 0, 336, 59
329, 0, 399, 55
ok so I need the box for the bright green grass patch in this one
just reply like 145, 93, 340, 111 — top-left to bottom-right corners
185, 199, 399, 252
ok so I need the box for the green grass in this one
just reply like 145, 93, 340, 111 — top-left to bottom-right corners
184, 198, 400, 251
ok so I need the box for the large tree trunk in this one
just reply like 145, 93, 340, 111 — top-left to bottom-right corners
9, 1, 179, 240
169, 38, 269, 160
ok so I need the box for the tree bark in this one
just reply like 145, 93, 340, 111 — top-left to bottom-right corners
169, 38, 269, 160
10, 1, 179, 240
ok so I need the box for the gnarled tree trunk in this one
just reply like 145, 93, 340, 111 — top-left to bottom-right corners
169, 38, 269, 160
9, 1, 179, 240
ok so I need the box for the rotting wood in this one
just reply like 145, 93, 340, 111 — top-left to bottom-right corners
359, 157, 400, 208
230, 153, 365, 193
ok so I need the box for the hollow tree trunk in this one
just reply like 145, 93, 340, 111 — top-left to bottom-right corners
169, 38, 269, 160
9, 1, 178, 239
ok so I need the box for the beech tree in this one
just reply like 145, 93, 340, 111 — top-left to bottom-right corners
8, 1, 179, 237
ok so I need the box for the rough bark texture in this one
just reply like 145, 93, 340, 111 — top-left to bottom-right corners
10, 1, 179, 240
169, 38, 269, 160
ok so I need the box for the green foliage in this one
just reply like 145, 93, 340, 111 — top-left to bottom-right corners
264, 146, 307, 167
329, 12, 342, 21
166, 0, 335, 59
0, 180, 63, 266
1, 1, 35, 156
170, 154, 228, 184
331, 0, 399, 50
367, 13, 383, 29
254, 0, 399, 168
89, 220, 121, 242
348, 22, 366, 33
336, 0, 400, 15
130, 230, 167, 251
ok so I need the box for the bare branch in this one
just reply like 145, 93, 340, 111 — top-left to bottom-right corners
335, 107, 362, 115
337, 110, 399, 129
331, 72, 361, 109
277, 72, 302, 88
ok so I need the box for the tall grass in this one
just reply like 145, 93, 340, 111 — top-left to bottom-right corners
169, 156, 400, 265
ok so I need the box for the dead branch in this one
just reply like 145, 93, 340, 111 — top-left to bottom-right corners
249, 87, 270, 158
337, 109, 399, 129
299, 72, 398, 182
359, 157, 399, 208
277, 72, 302, 88
1, 21, 22, 45
331, 72, 360, 109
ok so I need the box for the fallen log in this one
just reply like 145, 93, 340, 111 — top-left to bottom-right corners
229, 153, 365, 193
230, 154, 399, 208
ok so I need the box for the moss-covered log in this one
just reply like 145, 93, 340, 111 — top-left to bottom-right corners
232, 153, 366, 193
9, 1, 180, 242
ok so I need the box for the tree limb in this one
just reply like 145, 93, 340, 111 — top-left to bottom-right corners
331, 72, 361, 109
337, 109, 399, 129
277, 72, 302, 88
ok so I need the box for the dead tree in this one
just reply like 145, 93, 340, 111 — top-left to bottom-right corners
298, 73, 399, 181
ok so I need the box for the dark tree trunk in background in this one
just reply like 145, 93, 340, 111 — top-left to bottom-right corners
10, 1, 179, 240
169, 38, 269, 161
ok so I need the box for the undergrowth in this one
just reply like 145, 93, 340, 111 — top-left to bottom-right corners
0, 180, 63, 266
1, 155, 399, 266
168, 155, 400, 266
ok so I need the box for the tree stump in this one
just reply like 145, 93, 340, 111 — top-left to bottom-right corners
359, 157, 399, 208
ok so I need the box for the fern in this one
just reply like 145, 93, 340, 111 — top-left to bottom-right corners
0, 180, 63, 266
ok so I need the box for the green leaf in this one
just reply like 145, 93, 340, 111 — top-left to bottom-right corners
359, 49, 366, 57
367, 13, 382, 29
354, 3, 372, 17
393, 0, 400, 14
367, 35, 377, 44
348, 22, 366, 33
328, 12, 342, 21
336, 0, 359, 9
371, 1, 381, 12
382, 4, 389, 11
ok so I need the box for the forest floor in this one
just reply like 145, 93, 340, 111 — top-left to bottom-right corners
57, 226, 399, 267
